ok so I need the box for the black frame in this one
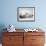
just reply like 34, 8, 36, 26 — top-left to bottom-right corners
17, 7, 35, 22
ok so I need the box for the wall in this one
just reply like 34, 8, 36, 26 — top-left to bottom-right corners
0, 0, 46, 43
0, 0, 46, 30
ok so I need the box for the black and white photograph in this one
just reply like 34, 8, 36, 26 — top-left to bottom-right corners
17, 7, 35, 22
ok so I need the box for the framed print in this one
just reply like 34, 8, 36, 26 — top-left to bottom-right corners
17, 7, 35, 22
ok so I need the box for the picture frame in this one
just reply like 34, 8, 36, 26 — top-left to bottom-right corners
17, 7, 35, 22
